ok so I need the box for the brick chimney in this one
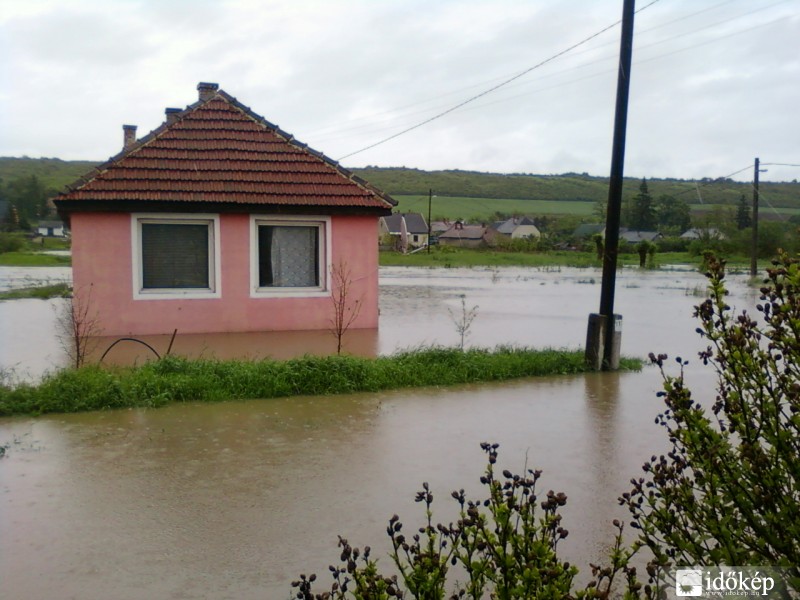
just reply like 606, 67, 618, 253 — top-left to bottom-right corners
165, 107, 181, 125
197, 82, 219, 102
122, 124, 137, 150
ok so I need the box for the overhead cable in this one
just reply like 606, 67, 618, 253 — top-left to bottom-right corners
337, 0, 662, 161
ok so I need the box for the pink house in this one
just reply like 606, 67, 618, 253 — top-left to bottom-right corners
55, 82, 395, 337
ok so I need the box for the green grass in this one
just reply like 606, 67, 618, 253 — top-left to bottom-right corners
379, 247, 772, 269
0, 283, 71, 300
380, 247, 702, 268
0, 348, 642, 416
0, 252, 72, 266
29, 237, 71, 251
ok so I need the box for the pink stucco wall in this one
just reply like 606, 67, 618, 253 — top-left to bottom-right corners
70, 212, 380, 336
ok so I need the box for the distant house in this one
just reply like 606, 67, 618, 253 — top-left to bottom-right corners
572, 223, 605, 239
491, 216, 541, 239
54, 82, 395, 337
620, 230, 662, 243
437, 222, 488, 248
379, 212, 429, 250
429, 220, 452, 234
681, 227, 726, 240
37, 220, 67, 237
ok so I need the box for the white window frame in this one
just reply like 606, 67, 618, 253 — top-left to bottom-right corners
131, 213, 221, 300
249, 215, 331, 298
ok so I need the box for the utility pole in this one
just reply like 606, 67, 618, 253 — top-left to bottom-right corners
750, 157, 764, 277
585, 0, 635, 371
427, 189, 432, 253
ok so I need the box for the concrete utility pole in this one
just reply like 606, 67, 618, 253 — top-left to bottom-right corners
750, 157, 765, 277
585, 0, 635, 371
427, 189, 433, 254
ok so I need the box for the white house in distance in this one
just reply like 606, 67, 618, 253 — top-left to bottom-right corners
36, 220, 67, 237
620, 230, 662, 243
491, 216, 541, 239
681, 227, 726, 240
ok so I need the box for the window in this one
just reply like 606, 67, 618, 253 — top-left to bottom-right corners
132, 214, 220, 299
251, 216, 329, 296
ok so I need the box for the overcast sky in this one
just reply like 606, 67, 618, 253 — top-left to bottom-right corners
2, 0, 798, 182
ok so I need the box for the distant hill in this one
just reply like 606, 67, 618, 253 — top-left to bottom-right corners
355, 167, 800, 209
1, 157, 798, 213
0, 157, 99, 193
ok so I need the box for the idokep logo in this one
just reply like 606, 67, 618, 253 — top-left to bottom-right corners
670, 567, 783, 598
676, 569, 704, 596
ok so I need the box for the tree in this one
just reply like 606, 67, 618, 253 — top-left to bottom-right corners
57, 284, 103, 368
735, 193, 752, 230
593, 196, 607, 221
655, 194, 691, 233
624, 253, 800, 589
757, 221, 793, 258
625, 179, 657, 231
636, 240, 656, 268
592, 232, 604, 260
448, 294, 478, 350
328, 260, 363, 355
1, 203, 20, 232
5, 175, 49, 221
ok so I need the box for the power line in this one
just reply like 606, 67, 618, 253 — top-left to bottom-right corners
423, 8, 793, 119
320, 0, 787, 150
672, 164, 754, 198
316, 1, 743, 143
337, 0, 662, 161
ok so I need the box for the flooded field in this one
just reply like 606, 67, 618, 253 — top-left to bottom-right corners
0, 265, 760, 599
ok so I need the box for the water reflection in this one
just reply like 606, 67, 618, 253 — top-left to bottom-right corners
2, 265, 757, 380
1, 371, 683, 599
89, 328, 381, 367
0, 265, 71, 292
0, 265, 758, 599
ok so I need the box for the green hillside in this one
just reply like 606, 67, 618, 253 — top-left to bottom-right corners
355, 167, 800, 209
0, 157, 98, 192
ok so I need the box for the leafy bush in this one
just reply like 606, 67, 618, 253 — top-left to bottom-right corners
623, 253, 800, 590
292, 443, 641, 600
653, 236, 690, 253
0, 232, 25, 253
489, 236, 541, 253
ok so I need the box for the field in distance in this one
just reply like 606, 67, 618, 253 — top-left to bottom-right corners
394, 194, 800, 223
394, 195, 594, 222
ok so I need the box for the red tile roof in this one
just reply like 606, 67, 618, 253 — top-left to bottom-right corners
55, 88, 395, 213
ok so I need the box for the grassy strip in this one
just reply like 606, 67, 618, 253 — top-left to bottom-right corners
0, 347, 641, 416
0, 283, 71, 300
0, 252, 72, 266
379, 248, 763, 269
379, 248, 696, 268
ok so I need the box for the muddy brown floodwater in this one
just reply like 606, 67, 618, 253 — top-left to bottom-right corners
0, 265, 760, 599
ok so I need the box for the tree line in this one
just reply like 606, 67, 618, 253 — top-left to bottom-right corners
0, 174, 57, 231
